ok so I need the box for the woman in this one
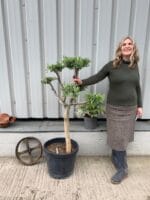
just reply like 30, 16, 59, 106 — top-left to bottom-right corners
73, 36, 143, 184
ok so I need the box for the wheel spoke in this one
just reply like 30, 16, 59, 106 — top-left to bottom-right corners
30, 144, 42, 151
25, 139, 31, 155
18, 149, 29, 155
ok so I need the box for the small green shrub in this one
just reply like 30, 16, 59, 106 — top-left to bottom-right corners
77, 93, 105, 118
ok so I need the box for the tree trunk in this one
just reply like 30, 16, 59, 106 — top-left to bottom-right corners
74, 68, 79, 78
64, 106, 71, 153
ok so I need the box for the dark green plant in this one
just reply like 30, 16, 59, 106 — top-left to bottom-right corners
77, 93, 105, 118
62, 83, 81, 99
42, 56, 90, 153
63, 56, 90, 77
47, 62, 64, 72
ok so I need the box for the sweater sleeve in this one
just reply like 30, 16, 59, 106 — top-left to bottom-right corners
81, 62, 111, 86
136, 68, 142, 107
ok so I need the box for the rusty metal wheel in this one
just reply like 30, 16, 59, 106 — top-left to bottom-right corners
15, 137, 43, 166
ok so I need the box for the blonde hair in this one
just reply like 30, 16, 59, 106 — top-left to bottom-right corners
113, 36, 139, 68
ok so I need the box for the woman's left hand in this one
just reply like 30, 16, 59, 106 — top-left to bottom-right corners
136, 107, 143, 118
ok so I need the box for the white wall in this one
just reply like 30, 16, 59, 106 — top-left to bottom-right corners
1, 131, 150, 156
0, 0, 150, 118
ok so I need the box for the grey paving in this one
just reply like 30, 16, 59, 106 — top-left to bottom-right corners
0, 156, 150, 200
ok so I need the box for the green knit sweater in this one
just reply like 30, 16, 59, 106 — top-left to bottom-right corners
82, 60, 142, 107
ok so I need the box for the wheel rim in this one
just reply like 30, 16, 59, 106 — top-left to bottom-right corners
15, 137, 43, 165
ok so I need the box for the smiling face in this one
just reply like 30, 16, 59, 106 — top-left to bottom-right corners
121, 38, 134, 60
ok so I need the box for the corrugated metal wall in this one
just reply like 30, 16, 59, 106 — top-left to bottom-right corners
0, 0, 150, 119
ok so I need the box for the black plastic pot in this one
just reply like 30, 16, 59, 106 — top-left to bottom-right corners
84, 116, 98, 129
44, 138, 79, 179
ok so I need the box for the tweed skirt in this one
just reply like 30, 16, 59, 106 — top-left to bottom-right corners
106, 104, 137, 151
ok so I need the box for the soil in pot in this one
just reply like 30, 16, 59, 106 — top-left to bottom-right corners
47, 142, 76, 154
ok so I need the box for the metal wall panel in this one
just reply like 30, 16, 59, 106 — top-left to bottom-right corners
0, 0, 150, 118
0, 0, 13, 115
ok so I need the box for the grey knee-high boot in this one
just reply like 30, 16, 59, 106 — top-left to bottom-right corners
111, 150, 128, 172
124, 151, 128, 173
111, 150, 119, 169
111, 151, 128, 184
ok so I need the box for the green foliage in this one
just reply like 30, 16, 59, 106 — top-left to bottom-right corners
42, 56, 91, 104
77, 93, 105, 118
63, 56, 90, 70
41, 77, 57, 84
47, 62, 64, 72
62, 83, 81, 99
46, 57, 90, 77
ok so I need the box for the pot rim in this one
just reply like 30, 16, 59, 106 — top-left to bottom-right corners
44, 137, 79, 156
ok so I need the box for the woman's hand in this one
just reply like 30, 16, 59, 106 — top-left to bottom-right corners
136, 107, 143, 118
73, 77, 82, 85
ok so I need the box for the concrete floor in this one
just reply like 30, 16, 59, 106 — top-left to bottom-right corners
0, 156, 150, 200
